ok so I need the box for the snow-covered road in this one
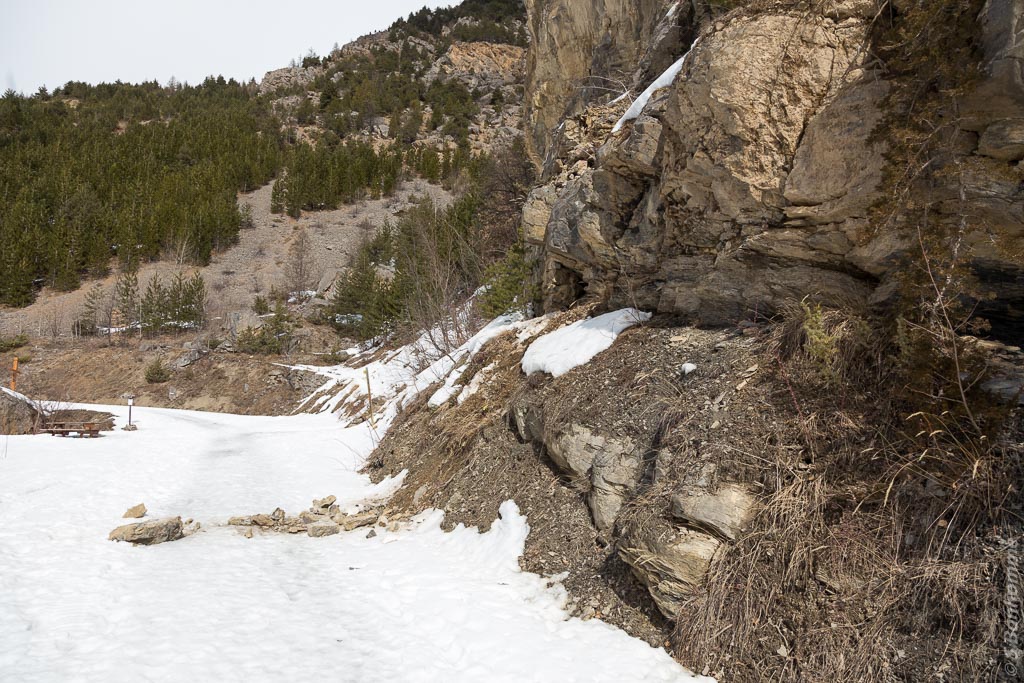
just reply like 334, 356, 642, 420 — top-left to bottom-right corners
0, 405, 710, 682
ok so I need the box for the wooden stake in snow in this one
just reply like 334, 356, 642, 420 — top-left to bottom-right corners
362, 368, 374, 428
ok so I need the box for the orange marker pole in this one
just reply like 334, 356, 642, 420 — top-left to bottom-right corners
10, 357, 19, 392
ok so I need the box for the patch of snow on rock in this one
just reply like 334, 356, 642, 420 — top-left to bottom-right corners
612, 37, 702, 134
521, 308, 652, 378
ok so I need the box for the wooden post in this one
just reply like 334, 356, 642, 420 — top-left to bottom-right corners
10, 357, 18, 392
365, 367, 376, 428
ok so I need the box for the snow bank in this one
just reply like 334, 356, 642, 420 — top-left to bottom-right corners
611, 37, 702, 134
522, 308, 652, 378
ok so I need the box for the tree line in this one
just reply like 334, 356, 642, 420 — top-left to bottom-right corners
0, 79, 280, 307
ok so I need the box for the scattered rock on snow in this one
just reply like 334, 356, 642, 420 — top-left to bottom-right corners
251, 514, 275, 527
109, 517, 184, 545
123, 503, 147, 518
307, 521, 340, 538
333, 511, 378, 531
313, 495, 337, 509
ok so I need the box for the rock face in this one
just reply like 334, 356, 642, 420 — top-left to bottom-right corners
524, 0, 1024, 344
0, 387, 39, 435
109, 517, 184, 545
523, 0, 699, 167
427, 41, 526, 92
258, 65, 324, 96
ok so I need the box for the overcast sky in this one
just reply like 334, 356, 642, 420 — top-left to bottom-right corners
1, 1, 455, 94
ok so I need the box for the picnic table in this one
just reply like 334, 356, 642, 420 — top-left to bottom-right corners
42, 421, 102, 438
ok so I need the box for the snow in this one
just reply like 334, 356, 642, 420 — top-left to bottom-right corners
297, 311, 554, 416
611, 37, 702, 134
680, 362, 697, 375
1, 385, 35, 406
427, 364, 467, 408
457, 362, 496, 405
522, 308, 652, 378
0, 404, 711, 683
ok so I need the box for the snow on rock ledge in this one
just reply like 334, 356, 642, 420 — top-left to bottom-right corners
521, 308, 651, 378
611, 37, 701, 134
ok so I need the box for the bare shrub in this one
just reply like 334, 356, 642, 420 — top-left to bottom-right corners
284, 228, 320, 300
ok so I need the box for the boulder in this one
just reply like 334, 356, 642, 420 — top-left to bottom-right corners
978, 119, 1024, 161
0, 387, 39, 435
299, 510, 322, 524
122, 503, 147, 519
173, 349, 201, 369
619, 522, 721, 619
109, 517, 184, 545
670, 483, 757, 541
251, 514, 275, 527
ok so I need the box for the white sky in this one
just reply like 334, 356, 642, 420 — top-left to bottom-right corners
1, 1, 455, 94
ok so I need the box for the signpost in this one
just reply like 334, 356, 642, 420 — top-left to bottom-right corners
122, 393, 136, 429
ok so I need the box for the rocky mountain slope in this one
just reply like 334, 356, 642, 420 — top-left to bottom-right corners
3, 2, 1020, 681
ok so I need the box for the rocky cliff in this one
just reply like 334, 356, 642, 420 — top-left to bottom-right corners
523, 0, 1024, 343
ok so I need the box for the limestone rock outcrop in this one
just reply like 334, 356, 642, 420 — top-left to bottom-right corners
0, 387, 39, 435
511, 397, 641, 531
427, 41, 526, 92
618, 521, 721, 618
258, 65, 324, 96
524, 0, 704, 167
524, 0, 1024, 344
670, 483, 757, 541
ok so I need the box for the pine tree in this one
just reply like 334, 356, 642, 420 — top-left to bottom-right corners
115, 264, 140, 330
